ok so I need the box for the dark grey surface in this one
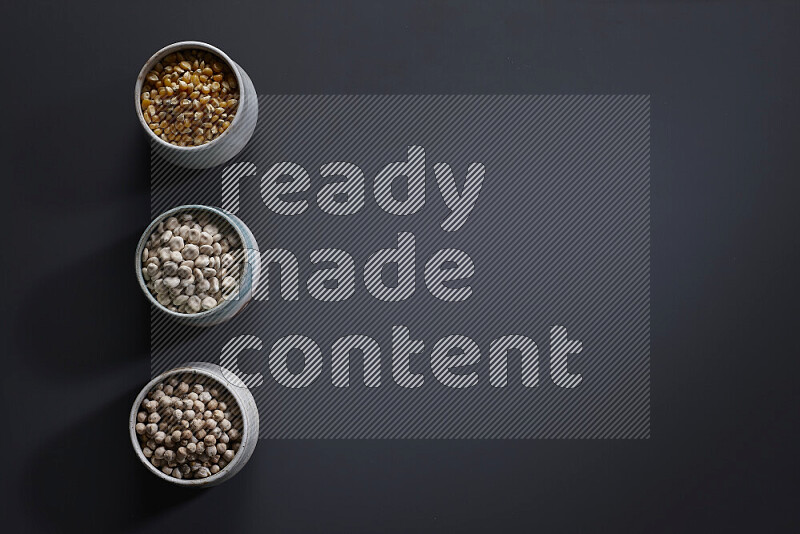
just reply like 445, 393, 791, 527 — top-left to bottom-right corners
2, 1, 798, 532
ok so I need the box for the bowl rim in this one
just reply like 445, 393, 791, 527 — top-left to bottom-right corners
134, 40, 246, 151
135, 204, 249, 319
129, 364, 253, 486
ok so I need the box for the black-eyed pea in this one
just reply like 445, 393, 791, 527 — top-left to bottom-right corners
187, 228, 201, 244
196, 279, 211, 293
162, 261, 178, 276
182, 243, 200, 261
157, 292, 171, 306
209, 277, 220, 293
187, 295, 202, 312
168, 236, 184, 251
194, 254, 210, 269
199, 232, 214, 245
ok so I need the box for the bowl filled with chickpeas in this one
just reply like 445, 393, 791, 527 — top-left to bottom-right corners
130, 362, 259, 486
135, 205, 261, 327
134, 41, 258, 169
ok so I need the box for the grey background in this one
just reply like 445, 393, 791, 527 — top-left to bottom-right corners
151, 95, 650, 438
2, 0, 798, 532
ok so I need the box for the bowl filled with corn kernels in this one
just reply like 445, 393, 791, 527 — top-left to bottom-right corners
134, 41, 258, 169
